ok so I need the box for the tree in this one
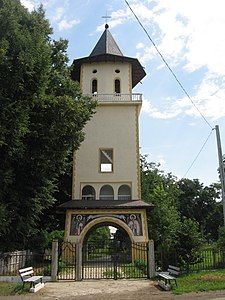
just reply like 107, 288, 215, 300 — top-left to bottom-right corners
177, 179, 222, 240
141, 156, 181, 252
217, 226, 225, 249
87, 227, 111, 247
176, 218, 203, 267
0, 0, 96, 251
140, 156, 207, 265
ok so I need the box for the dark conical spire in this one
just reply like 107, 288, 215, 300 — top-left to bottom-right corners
90, 24, 123, 57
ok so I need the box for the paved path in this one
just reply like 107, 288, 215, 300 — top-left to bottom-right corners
2, 280, 225, 299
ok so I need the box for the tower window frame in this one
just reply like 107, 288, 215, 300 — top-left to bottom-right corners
92, 78, 98, 94
99, 148, 113, 173
114, 79, 121, 94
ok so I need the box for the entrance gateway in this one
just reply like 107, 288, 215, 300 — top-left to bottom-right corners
58, 23, 154, 280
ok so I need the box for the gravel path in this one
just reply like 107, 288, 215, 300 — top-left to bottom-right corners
2, 280, 225, 300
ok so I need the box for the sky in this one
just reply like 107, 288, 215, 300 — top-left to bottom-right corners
21, 0, 225, 186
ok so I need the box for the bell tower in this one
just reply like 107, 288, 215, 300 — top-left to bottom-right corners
59, 24, 153, 245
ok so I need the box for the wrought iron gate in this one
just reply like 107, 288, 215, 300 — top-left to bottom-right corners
58, 242, 76, 280
82, 242, 148, 280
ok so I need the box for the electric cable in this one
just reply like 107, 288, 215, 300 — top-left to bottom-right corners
125, 0, 213, 130
183, 129, 214, 178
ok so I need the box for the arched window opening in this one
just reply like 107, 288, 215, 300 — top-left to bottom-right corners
118, 185, 131, 200
82, 185, 96, 200
92, 79, 98, 94
100, 185, 114, 200
114, 79, 121, 94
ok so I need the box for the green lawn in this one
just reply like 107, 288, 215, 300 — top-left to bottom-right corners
0, 282, 29, 296
172, 270, 225, 295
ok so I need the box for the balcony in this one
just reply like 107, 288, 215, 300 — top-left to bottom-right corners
85, 93, 142, 102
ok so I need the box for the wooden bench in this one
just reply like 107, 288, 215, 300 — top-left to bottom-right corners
158, 265, 180, 291
19, 267, 44, 293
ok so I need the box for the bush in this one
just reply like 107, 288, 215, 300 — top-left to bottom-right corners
134, 259, 147, 271
217, 227, 225, 249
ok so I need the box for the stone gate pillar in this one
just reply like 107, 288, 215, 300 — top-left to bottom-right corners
148, 239, 155, 278
75, 243, 82, 281
51, 239, 58, 281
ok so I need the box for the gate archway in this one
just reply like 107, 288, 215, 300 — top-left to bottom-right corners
81, 220, 148, 280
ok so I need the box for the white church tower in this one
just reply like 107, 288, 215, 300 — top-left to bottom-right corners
59, 24, 153, 245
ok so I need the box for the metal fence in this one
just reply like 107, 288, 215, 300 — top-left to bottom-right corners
0, 250, 52, 276
82, 242, 148, 280
155, 248, 225, 273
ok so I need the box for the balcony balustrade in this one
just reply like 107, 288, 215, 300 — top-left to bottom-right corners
84, 93, 142, 102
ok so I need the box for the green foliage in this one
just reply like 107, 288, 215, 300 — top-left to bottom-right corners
134, 258, 147, 272
141, 155, 181, 252
217, 227, 225, 249
178, 179, 222, 240
87, 226, 110, 247
0, 0, 96, 251
176, 218, 204, 266
140, 155, 216, 267
28, 229, 64, 250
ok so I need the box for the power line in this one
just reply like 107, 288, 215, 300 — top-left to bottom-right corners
125, 0, 213, 130
183, 129, 214, 178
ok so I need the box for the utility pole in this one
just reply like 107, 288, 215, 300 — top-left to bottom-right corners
215, 125, 225, 225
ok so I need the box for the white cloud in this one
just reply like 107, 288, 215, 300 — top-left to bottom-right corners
121, 0, 225, 121
142, 73, 225, 121
136, 42, 145, 49
53, 7, 65, 22
96, 2, 153, 32
58, 18, 80, 31
21, 0, 35, 11
157, 155, 166, 167
142, 97, 181, 119
176, 73, 225, 121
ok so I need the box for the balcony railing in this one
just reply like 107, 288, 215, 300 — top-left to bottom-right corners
85, 93, 142, 102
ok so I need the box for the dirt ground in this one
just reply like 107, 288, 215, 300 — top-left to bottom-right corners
2, 280, 225, 300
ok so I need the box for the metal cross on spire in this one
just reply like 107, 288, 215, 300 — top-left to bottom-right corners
102, 12, 111, 28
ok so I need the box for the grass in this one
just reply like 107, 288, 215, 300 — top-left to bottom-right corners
172, 269, 225, 295
0, 282, 29, 296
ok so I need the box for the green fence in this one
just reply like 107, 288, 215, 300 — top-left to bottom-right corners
155, 248, 225, 273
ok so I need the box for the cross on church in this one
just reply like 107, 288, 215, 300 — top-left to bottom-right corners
102, 13, 111, 24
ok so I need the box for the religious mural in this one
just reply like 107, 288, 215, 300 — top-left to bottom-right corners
70, 213, 143, 236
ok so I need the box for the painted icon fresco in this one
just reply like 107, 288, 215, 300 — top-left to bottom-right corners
70, 213, 143, 236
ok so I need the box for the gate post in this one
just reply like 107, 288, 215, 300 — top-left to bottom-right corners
75, 243, 82, 281
148, 239, 155, 278
51, 239, 58, 281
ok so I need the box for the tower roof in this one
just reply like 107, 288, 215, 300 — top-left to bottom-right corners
71, 24, 146, 88
90, 24, 123, 57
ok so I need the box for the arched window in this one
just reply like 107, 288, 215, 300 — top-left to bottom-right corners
118, 185, 131, 200
100, 185, 114, 200
92, 79, 98, 94
82, 185, 96, 200
114, 79, 121, 94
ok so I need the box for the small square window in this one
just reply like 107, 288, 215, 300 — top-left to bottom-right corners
100, 149, 113, 172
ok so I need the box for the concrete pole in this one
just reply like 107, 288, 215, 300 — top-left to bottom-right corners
215, 125, 225, 226
75, 243, 82, 281
148, 239, 155, 278
51, 239, 58, 281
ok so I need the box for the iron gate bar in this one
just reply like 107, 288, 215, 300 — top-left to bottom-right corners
58, 242, 76, 280
82, 242, 149, 280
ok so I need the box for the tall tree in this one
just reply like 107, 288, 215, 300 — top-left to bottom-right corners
0, 0, 96, 251
140, 156, 181, 252
178, 179, 222, 240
